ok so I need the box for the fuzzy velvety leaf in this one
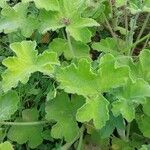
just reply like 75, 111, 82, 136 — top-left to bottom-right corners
39, 0, 99, 42
0, 3, 38, 37
0, 91, 19, 121
56, 59, 100, 96
0, 141, 14, 150
7, 108, 43, 149
22, 0, 59, 11
142, 98, 150, 117
48, 38, 90, 59
92, 38, 127, 55
112, 79, 150, 122
76, 95, 109, 129
139, 49, 150, 82
98, 54, 129, 92
137, 114, 150, 138
2, 41, 59, 92
0, 0, 8, 8
46, 93, 85, 142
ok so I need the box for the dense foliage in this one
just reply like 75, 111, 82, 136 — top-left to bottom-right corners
0, 0, 150, 149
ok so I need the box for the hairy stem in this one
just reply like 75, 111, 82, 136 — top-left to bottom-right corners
126, 123, 131, 141
77, 126, 84, 150
131, 33, 150, 51
131, 13, 150, 53
66, 31, 74, 57
128, 13, 140, 55
103, 13, 117, 39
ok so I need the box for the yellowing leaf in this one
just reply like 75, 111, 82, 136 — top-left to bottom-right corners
2, 41, 59, 92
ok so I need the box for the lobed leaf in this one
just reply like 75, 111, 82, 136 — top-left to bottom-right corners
2, 41, 59, 92
7, 108, 43, 149
45, 93, 85, 142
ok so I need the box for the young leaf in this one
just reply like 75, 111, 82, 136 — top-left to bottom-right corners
48, 38, 90, 59
39, 0, 99, 43
0, 3, 38, 37
22, 0, 59, 11
76, 95, 109, 129
0, 90, 19, 121
2, 41, 59, 92
7, 108, 43, 149
45, 93, 85, 142
0, 141, 14, 150
56, 59, 100, 96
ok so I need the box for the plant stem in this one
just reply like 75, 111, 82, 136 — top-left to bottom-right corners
142, 36, 150, 49
77, 126, 84, 150
131, 33, 150, 51
61, 125, 85, 150
124, 0, 128, 43
126, 123, 131, 141
103, 13, 117, 39
131, 13, 150, 53
66, 31, 74, 57
128, 13, 139, 55
0, 121, 48, 126
136, 13, 150, 42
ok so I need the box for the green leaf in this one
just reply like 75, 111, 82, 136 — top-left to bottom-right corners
115, 0, 126, 7
129, 0, 150, 14
56, 59, 100, 96
139, 49, 150, 82
142, 98, 150, 117
45, 93, 85, 142
22, 0, 59, 11
7, 108, 43, 149
2, 41, 59, 92
139, 144, 150, 150
0, 141, 14, 150
48, 38, 90, 59
98, 54, 129, 92
0, 0, 8, 8
0, 91, 19, 121
112, 79, 150, 122
76, 95, 109, 129
92, 38, 127, 55
0, 3, 38, 37
39, 0, 99, 42
137, 114, 150, 138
